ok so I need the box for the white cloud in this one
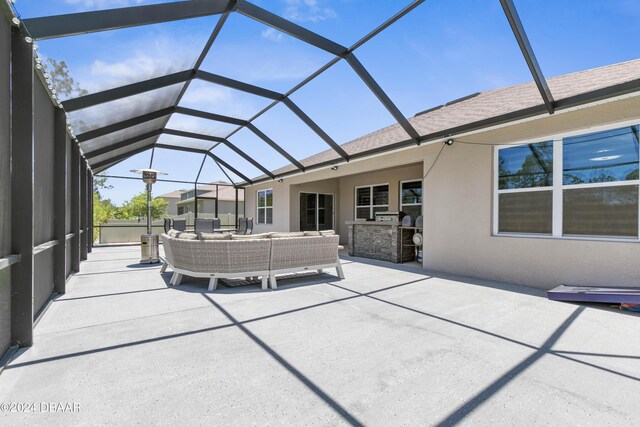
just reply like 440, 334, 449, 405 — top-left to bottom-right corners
81, 36, 195, 93
283, 0, 337, 23
181, 84, 231, 106
261, 27, 284, 42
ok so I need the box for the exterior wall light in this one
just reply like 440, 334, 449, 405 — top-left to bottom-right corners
330, 165, 338, 171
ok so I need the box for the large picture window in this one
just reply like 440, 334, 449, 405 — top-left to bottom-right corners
257, 189, 273, 225
400, 180, 422, 219
495, 124, 640, 239
355, 184, 389, 220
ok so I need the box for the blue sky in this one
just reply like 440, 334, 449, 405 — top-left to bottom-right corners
13, 0, 640, 204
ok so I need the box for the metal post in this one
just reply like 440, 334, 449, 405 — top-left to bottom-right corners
235, 187, 239, 227
80, 162, 88, 260
146, 182, 152, 234
215, 184, 219, 218
10, 28, 34, 347
53, 108, 67, 293
88, 173, 93, 252
70, 144, 80, 272
194, 183, 198, 219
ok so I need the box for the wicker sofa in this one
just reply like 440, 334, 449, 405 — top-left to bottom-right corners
160, 232, 343, 291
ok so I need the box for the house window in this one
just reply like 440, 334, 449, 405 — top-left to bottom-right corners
497, 141, 553, 234
355, 184, 389, 220
257, 189, 273, 225
495, 124, 640, 240
562, 126, 639, 237
400, 180, 423, 220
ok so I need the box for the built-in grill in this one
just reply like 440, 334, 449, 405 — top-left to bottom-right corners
374, 211, 405, 222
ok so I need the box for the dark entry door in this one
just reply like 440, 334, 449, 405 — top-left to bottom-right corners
300, 193, 334, 231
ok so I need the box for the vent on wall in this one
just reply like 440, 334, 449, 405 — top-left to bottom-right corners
414, 92, 481, 117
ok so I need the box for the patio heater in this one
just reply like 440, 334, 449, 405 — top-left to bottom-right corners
131, 168, 167, 264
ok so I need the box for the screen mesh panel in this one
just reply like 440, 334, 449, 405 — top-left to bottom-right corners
210, 144, 262, 179
156, 133, 218, 151
198, 13, 332, 93
227, 127, 293, 172
165, 114, 238, 139
355, 2, 530, 117
178, 78, 273, 120
564, 186, 639, 238
34, 72, 56, 245
0, 14, 11, 355
289, 60, 408, 145
68, 83, 183, 133
247, 1, 401, 46
34, 250, 54, 316
88, 137, 156, 166
499, 191, 553, 234
38, 15, 220, 97
252, 102, 335, 162
80, 116, 168, 154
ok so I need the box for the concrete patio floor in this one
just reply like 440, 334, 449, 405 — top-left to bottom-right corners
1, 246, 639, 426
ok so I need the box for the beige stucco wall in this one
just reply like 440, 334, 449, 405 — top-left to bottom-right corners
246, 94, 640, 288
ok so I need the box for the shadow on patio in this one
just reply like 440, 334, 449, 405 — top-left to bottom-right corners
1, 245, 639, 425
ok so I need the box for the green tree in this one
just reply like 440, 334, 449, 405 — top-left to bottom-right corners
119, 192, 168, 220
92, 176, 117, 242
43, 58, 88, 99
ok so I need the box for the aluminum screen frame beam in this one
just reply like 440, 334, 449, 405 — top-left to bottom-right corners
84, 129, 163, 159
162, 127, 275, 179
235, 0, 347, 56
155, 143, 251, 184
218, 0, 426, 167
345, 53, 421, 142
62, 70, 193, 112
245, 123, 305, 172
499, 0, 555, 114
175, 106, 247, 126
281, 98, 349, 160
23, 0, 231, 40
10, 28, 35, 347
76, 106, 175, 142
163, 128, 225, 144
196, 70, 282, 100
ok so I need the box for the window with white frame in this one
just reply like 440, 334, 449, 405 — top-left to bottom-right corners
495, 124, 640, 239
257, 189, 273, 225
355, 184, 389, 220
400, 180, 423, 220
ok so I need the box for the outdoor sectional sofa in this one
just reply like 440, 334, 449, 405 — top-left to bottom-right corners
160, 231, 344, 291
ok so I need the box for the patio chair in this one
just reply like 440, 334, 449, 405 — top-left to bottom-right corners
195, 218, 215, 234
173, 218, 187, 232
163, 218, 172, 234
237, 217, 247, 235
245, 217, 254, 235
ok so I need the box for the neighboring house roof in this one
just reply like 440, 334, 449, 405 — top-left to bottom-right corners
164, 182, 245, 202
158, 190, 186, 199
253, 58, 640, 182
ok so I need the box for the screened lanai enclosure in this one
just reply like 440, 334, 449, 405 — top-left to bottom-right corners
1, 0, 639, 359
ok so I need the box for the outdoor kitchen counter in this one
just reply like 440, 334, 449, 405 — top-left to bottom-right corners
346, 221, 415, 263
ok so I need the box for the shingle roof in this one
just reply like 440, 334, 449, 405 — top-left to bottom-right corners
158, 182, 244, 201
257, 58, 640, 180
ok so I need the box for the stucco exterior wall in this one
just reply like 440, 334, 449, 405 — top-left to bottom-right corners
422, 95, 640, 288
245, 94, 640, 288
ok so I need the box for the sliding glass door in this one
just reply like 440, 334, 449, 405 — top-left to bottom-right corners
300, 193, 334, 231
